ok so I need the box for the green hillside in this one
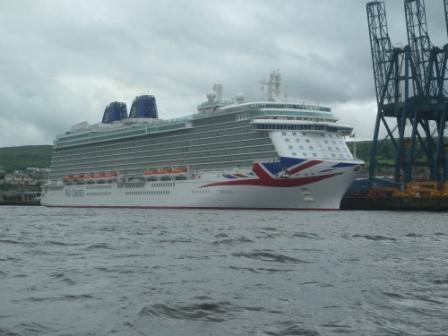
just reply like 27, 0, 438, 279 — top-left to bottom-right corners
0, 145, 53, 172
347, 140, 395, 165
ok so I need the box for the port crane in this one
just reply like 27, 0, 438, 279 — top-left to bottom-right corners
367, 0, 448, 189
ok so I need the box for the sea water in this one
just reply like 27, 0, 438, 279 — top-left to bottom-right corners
1, 207, 447, 335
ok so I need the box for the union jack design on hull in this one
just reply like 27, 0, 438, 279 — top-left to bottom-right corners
200, 159, 342, 188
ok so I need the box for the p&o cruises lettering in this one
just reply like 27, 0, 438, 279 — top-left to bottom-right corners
65, 189, 85, 198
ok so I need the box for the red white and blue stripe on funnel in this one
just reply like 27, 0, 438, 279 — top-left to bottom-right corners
201, 157, 356, 188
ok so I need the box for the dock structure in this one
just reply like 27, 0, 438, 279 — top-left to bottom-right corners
361, 0, 448, 209
0, 191, 41, 206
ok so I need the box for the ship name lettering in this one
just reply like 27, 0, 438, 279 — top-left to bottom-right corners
65, 189, 85, 197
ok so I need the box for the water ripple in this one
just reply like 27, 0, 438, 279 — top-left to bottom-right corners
232, 251, 310, 264
351, 234, 396, 241
85, 243, 113, 250
23, 294, 94, 302
293, 232, 320, 239
139, 301, 234, 322
265, 323, 321, 336
212, 236, 253, 245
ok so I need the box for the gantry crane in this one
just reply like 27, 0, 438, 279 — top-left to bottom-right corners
367, 0, 448, 187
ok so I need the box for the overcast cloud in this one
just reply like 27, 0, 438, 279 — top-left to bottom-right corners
0, 0, 446, 146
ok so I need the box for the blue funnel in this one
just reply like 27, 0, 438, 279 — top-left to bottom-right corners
102, 102, 128, 124
129, 95, 158, 119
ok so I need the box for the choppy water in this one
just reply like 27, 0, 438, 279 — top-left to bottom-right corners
1, 207, 448, 336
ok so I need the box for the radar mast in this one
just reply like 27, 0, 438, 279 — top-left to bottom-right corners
261, 69, 283, 101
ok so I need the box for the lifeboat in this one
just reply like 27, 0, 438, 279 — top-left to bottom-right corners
63, 175, 73, 184
157, 167, 172, 181
103, 171, 118, 183
157, 167, 172, 174
94, 172, 103, 179
172, 167, 187, 180
85, 173, 95, 183
144, 168, 158, 175
74, 174, 85, 184
171, 167, 187, 174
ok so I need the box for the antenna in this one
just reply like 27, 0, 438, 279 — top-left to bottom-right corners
260, 70, 283, 101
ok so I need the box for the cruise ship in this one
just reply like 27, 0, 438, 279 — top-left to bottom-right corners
42, 71, 363, 209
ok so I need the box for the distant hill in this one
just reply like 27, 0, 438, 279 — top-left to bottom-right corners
0, 145, 53, 172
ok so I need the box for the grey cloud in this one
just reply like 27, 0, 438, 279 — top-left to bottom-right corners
0, 0, 446, 146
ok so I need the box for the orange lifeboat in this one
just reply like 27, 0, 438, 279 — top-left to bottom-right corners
144, 168, 158, 175
157, 167, 172, 174
171, 167, 187, 174
85, 173, 95, 180
72, 174, 80, 180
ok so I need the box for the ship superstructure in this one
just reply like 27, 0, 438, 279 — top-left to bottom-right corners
42, 71, 363, 209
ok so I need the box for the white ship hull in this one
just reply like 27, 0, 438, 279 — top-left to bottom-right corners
42, 159, 360, 210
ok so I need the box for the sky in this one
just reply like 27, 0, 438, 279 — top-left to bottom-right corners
0, 0, 446, 147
